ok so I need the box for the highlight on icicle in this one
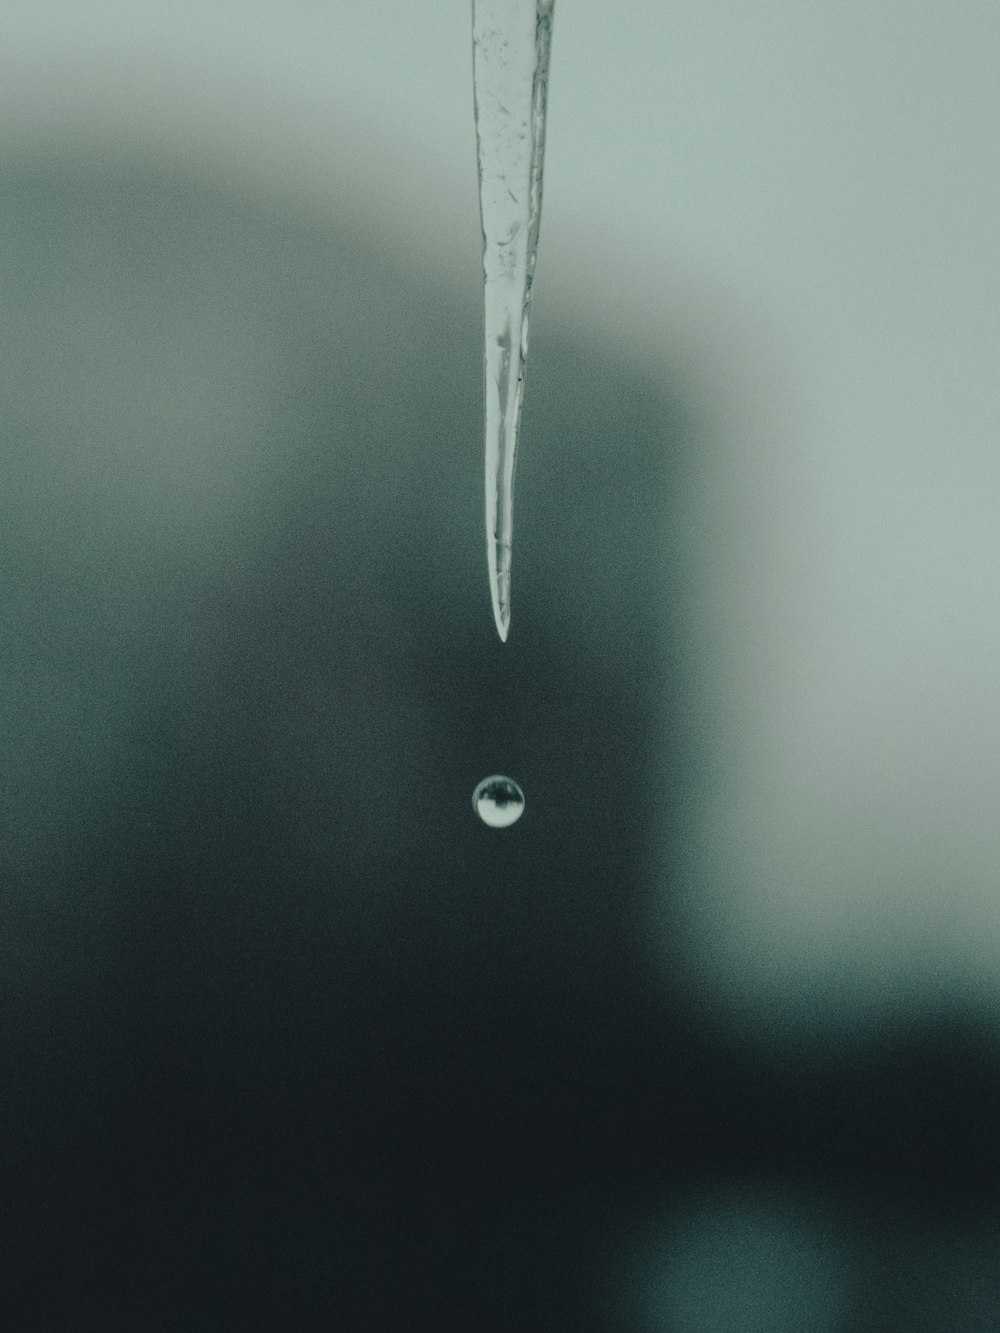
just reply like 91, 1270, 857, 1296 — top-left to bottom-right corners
472, 0, 554, 642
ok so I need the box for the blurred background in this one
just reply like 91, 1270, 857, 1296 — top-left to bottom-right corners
2, 1, 999, 1327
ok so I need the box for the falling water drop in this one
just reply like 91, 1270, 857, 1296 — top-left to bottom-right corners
472, 774, 526, 827
473, 0, 555, 641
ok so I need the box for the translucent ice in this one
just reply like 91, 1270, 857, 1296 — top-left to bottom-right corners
473, 0, 555, 641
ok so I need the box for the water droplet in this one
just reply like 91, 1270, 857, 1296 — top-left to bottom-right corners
472, 774, 525, 828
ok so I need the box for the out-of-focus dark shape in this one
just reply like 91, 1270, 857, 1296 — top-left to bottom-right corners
2, 133, 999, 1329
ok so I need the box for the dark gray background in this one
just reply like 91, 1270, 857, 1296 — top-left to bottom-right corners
2, 4, 1000, 1328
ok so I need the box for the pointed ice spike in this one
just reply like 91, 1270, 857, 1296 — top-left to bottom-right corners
473, 0, 554, 641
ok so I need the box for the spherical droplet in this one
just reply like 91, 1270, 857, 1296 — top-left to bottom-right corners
472, 774, 525, 828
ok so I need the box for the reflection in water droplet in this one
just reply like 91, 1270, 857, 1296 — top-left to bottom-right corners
473, 775, 525, 828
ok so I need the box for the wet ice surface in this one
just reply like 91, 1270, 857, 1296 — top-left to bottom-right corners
473, 0, 554, 640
